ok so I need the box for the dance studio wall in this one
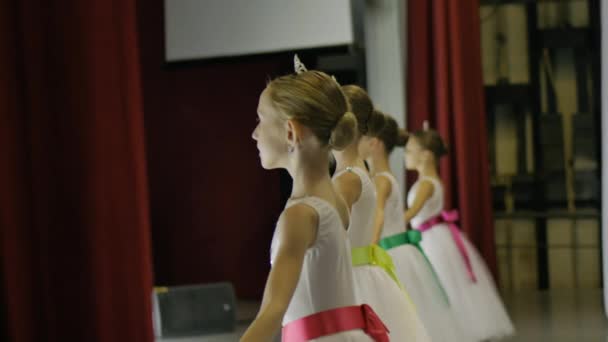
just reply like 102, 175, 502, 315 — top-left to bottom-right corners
137, 0, 289, 298
363, 0, 407, 192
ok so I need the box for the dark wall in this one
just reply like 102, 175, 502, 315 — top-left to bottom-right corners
1, 266, 6, 342
137, 0, 290, 298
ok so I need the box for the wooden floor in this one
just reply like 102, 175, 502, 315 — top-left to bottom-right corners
157, 290, 608, 342
502, 290, 608, 342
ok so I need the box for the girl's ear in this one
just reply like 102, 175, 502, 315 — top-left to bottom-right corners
370, 137, 379, 149
371, 137, 386, 154
285, 119, 307, 148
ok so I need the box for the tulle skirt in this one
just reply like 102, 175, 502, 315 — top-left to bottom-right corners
352, 264, 431, 342
419, 224, 515, 340
388, 244, 474, 342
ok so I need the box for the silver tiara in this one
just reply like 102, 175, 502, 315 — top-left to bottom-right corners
294, 54, 308, 74
294, 54, 341, 85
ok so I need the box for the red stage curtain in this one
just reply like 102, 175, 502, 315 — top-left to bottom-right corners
407, 0, 498, 277
0, 1, 154, 341
137, 0, 287, 298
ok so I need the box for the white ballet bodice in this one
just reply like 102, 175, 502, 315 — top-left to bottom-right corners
333, 167, 377, 248
407, 176, 444, 229
375, 172, 405, 238
270, 196, 359, 325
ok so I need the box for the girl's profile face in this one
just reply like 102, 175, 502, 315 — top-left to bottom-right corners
404, 136, 424, 170
252, 88, 289, 170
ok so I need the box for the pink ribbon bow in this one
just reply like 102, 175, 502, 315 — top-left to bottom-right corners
282, 304, 389, 341
360, 304, 390, 342
417, 210, 477, 283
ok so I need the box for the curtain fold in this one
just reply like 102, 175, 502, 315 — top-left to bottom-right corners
0, 1, 154, 340
407, 0, 497, 277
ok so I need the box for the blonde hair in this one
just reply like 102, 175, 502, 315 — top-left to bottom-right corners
368, 110, 403, 154
366, 109, 388, 137
341, 85, 374, 135
411, 129, 448, 158
266, 71, 357, 150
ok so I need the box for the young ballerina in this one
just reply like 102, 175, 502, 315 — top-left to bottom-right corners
358, 111, 473, 342
403, 126, 515, 341
332, 85, 430, 342
242, 59, 388, 341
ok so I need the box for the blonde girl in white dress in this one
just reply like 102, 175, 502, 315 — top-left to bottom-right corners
332, 85, 430, 342
242, 58, 387, 342
403, 127, 515, 341
358, 112, 473, 342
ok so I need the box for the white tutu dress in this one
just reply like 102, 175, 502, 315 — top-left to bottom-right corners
376, 172, 473, 342
408, 176, 515, 341
271, 196, 374, 341
333, 167, 431, 342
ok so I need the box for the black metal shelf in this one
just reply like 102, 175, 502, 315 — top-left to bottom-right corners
481, 0, 580, 5
485, 84, 531, 106
481, 0, 602, 290
540, 28, 591, 49
494, 209, 600, 219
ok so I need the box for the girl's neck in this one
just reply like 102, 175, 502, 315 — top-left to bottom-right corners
288, 152, 333, 199
333, 141, 366, 173
368, 153, 390, 176
416, 160, 439, 179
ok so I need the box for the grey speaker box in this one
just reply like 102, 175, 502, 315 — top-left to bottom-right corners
153, 282, 237, 338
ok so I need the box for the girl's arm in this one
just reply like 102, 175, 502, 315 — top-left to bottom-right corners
371, 176, 391, 244
240, 204, 318, 342
403, 180, 435, 228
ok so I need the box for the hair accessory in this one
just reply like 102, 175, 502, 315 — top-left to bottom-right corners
422, 120, 430, 131
294, 54, 308, 74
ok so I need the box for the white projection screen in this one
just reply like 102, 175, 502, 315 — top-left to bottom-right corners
164, 0, 355, 62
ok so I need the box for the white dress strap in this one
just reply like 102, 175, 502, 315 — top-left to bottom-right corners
333, 167, 377, 248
